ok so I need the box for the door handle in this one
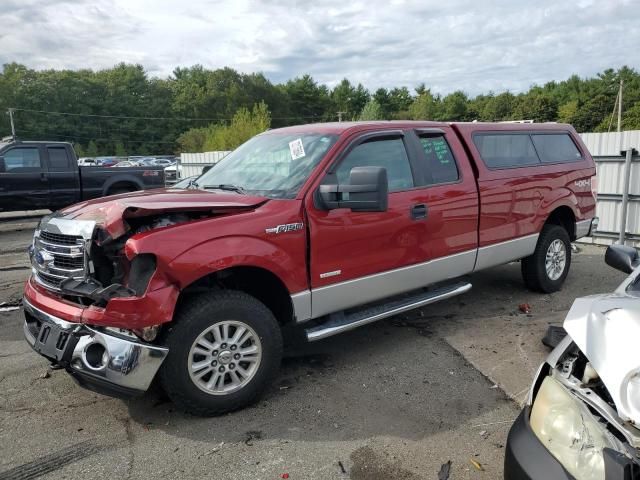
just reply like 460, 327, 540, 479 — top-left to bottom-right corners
410, 203, 428, 220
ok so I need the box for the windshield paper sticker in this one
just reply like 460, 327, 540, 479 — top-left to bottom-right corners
289, 138, 306, 160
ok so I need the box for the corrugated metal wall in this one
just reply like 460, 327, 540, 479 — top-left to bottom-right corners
579, 130, 640, 156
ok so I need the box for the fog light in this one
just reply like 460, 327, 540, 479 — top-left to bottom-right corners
83, 342, 107, 370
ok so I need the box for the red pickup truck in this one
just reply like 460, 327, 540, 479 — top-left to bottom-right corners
23, 121, 597, 415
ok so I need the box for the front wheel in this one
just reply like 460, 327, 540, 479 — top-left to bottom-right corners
521, 224, 572, 293
159, 291, 283, 416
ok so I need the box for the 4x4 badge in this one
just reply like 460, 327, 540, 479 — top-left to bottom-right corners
265, 223, 304, 234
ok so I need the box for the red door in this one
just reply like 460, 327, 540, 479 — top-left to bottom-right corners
305, 129, 478, 318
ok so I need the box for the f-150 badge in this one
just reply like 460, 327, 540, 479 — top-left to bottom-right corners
265, 222, 304, 234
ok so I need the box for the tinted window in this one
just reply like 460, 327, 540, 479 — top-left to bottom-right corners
335, 138, 414, 192
2, 147, 42, 172
47, 147, 70, 170
531, 134, 582, 164
418, 135, 459, 185
473, 134, 539, 169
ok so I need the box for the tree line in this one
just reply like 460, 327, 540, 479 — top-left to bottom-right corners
1, 62, 639, 155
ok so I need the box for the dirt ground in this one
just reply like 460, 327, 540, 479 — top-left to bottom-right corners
0, 221, 626, 479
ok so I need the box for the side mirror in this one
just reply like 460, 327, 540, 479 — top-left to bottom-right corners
317, 166, 388, 212
605, 244, 639, 274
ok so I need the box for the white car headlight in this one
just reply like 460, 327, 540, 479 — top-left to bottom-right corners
530, 376, 615, 480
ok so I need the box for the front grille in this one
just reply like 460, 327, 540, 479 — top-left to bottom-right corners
53, 256, 85, 270
40, 231, 83, 246
33, 227, 88, 291
37, 271, 66, 288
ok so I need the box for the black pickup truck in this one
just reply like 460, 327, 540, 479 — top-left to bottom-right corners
0, 140, 165, 212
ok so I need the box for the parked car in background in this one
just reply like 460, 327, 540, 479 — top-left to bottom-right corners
151, 158, 175, 167
505, 244, 640, 480
95, 157, 119, 167
78, 157, 97, 166
0, 139, 165, 211
114, 160, 139, 168
136, 157, 157, 166
22, 121, 597, 416
163, 162, 182, 183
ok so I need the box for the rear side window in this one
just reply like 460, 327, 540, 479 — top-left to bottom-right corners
473, 134, 539, 169
335, 138, 414, 192
47, 147, 71, 171
1, 147, 42, 172
531, 134, 582, 164
418, 135, 459, 185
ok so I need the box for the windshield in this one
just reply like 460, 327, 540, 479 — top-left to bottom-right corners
196, 132, 339, 198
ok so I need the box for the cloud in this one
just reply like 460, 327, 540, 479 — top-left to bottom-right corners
0, 0, 639, 95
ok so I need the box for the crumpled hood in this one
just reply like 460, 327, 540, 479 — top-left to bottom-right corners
564, 292, 640, 426
60, 188, 268, 238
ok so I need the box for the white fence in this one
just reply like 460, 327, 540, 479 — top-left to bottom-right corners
179, 151, 230, 178
579, 131, 640, 247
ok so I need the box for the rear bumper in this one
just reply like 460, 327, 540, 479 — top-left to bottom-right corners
23, 298, 168, 396
505, 408, 574, 480
576, 217, 599, 239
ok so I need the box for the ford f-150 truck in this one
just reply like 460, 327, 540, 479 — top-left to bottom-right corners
23, 121, 597, 415
0, 140, 165, 212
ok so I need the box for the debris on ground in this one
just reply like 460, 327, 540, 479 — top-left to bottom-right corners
0, 300, 21, 312
338, 460, 347, 474
438, 460, 452, 480
244, 430, 262, 446
518, 303, 532, 314
470, 459, 485, 471
39, 370, 51, 379
281, 473, 289, 479
479, 430, 489, 439
204, 442, 224, 455
542, 325, 567, 349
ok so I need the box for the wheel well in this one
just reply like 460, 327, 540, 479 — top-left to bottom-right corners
179, 266, 294, 325
545, 207, 576, 240
106, 181, 139, 195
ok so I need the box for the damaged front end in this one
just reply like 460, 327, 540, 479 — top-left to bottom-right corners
506, 246, 640, 480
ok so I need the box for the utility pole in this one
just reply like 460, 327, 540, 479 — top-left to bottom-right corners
337, 111, 346, 122
7, 108, 16, 139
617, 79, 623, 133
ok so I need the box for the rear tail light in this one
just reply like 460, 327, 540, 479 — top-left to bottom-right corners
591, 176, 598, 198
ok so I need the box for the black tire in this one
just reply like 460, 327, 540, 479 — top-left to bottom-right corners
521, 224, 572, 293
159, 290, 283, 416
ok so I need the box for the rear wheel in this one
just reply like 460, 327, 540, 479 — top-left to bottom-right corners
159, 290, 282, 416
521, 224, 571, 293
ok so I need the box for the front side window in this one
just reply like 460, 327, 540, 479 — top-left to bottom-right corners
2, 147, 42, 172
335, 138, 414, 192
418, 135, 459, 185
473, 134, 539, 169
531, 134, 582, 164
196, 133, 339, 198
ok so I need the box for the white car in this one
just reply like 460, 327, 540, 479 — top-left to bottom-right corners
78, 157, 97, 166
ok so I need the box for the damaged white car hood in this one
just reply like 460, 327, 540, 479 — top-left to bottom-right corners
564, 269, 640, 426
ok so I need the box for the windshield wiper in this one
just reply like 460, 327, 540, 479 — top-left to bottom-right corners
203, 184, 246, 194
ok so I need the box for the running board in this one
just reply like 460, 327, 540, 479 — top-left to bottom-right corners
305, 281, 471, 342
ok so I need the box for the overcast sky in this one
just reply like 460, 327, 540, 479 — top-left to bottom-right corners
1, 0, 639, 95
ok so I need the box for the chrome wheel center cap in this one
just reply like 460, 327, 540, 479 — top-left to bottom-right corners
218, 351, 233, 364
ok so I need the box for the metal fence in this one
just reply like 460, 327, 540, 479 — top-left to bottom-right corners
581, 151, 640, 247
179, 151, 230, 178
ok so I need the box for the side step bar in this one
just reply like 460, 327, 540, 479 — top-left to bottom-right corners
305, 281, 471, 342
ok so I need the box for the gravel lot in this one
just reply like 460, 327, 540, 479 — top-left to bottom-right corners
0, 220, 627, 479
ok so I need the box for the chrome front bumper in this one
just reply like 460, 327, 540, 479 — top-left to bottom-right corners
23, 299, 168, 396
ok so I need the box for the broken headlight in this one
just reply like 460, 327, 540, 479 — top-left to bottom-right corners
530, 376, 616, 480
